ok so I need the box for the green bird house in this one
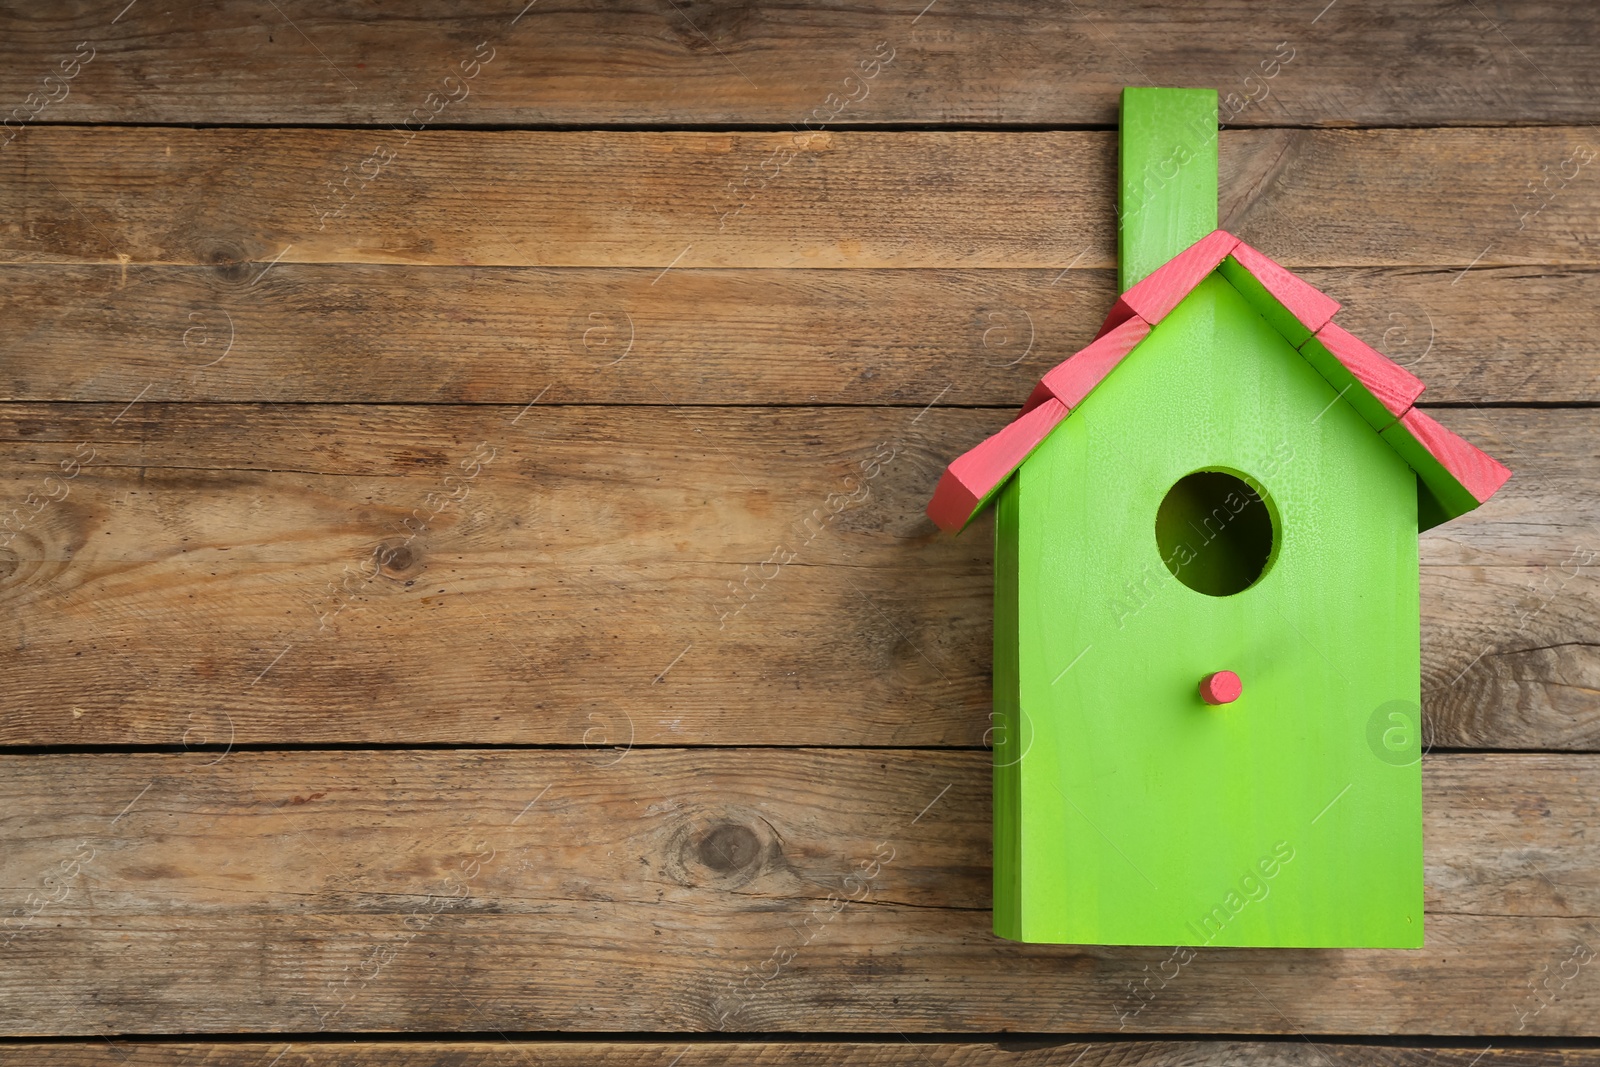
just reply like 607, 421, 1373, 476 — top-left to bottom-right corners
927, 88, 1511, 948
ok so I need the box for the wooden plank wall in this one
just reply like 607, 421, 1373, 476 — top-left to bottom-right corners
3, 1, 1599, 1063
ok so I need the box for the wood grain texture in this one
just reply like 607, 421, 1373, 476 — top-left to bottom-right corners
2, 264, 1597, 406
2, 129, 1597, 268
0, 749, 1597, 1035
4, 1040, 1599, 1066
2, 1, 1597, 128
3, 0, 1595, 1053
0, 403, 1592, 749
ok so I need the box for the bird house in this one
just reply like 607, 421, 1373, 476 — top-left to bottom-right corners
927, 88, 1511, 948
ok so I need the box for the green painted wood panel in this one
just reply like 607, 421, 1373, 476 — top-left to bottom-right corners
1118, 88, 1219, 292
996, 274, 1423, 947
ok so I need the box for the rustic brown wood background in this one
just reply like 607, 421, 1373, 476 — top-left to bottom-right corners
3, 1, 1599, 1063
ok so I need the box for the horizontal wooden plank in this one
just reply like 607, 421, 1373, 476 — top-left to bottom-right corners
2, 129, 1597, 268
1, 264, 1594, 406
0, 403, 1591, 749
2, 2, 1597, 128
1, 749, 1597, 1035
3, 1039, 1597, 1066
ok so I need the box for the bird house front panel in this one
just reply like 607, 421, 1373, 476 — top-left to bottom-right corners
993, 273, 1424, 947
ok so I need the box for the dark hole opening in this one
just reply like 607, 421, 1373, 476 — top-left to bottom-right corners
1154, 470, 1275, 597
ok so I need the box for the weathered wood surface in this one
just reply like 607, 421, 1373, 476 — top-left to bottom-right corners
2, 129, 1597, 268
5, 1040, 1598, 1066
2, 1, 1597, 129
4, 3, 1598, 1050
0, 750, 1596, 1035
0, 403, 1590, 749
2, 264, 1594, 406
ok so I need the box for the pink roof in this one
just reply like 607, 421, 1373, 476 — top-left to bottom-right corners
927, 230, 1510, 533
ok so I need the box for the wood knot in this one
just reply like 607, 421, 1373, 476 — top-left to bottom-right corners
373, 539, 420, 577
201, 241, 264, 285
664, 811, 783, 889
696, 823, 760, 873
663, 0, 756, 51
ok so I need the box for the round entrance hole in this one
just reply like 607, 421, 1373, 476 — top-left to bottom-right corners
1154, 470, 1275, 597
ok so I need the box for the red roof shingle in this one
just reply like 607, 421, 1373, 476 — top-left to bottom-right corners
927, 230, 1510, 533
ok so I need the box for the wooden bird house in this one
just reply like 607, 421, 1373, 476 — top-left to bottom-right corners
927, 88, 1511, 948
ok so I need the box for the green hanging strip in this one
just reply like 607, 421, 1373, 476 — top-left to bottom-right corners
1118, 87, 1219, 292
